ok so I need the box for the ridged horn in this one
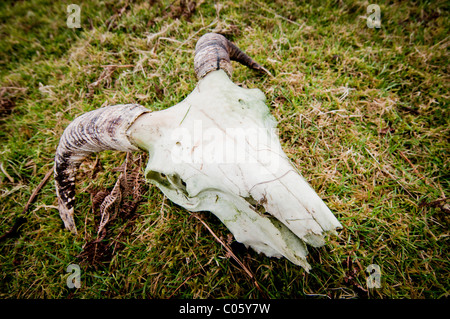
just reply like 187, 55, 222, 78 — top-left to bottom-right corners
194, 33, 272, 79
54, 104, 150, 233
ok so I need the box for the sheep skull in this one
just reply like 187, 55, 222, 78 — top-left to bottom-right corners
55, 33, 341, 271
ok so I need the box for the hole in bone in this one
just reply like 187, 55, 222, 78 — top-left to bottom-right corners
244, 195, 270, 217
148, 170, 189, 196
167, 174, 189, 197
147, 171, 170, 188
167, 174, 185, 188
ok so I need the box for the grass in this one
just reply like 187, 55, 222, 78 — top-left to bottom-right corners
0, 0, 448, 299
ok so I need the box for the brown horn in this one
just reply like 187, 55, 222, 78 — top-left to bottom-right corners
194, 33, 272, 79
54, 104, 149, 233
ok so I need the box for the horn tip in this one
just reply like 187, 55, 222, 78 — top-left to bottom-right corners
58, 201, 78, 234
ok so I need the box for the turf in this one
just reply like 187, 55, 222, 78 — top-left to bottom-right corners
0, 0, 448, 299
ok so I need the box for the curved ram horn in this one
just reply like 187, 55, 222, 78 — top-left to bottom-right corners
54, 104, 149, 233
194, 32, 272, 79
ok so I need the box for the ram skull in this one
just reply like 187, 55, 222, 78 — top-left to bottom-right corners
55, 33, 342, 271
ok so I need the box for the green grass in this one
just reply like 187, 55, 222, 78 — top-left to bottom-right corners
0, 0, 448, 299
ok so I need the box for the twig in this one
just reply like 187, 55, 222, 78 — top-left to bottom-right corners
21, 167, 54, 215
0, 167, 53, 242
191, 213, 266, 297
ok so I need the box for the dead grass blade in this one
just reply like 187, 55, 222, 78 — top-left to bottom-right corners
168, 273, 201, 299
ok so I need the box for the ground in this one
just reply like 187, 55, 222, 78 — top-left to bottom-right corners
0, 0, 448, 298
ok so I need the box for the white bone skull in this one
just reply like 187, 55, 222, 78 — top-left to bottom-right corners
55, 33, 341, 271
